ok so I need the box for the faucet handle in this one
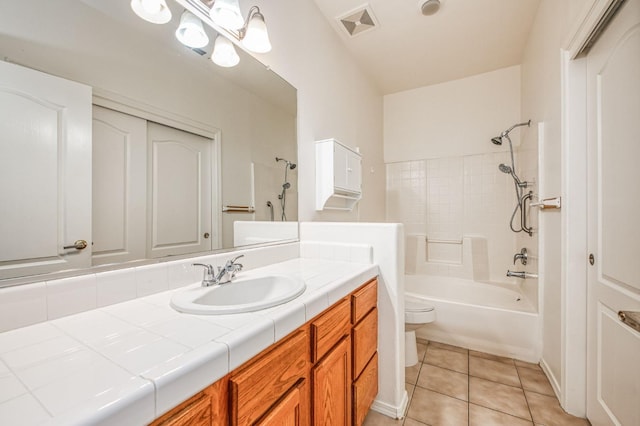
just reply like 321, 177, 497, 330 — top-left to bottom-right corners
193, 263, 216, 286
513, 248, 528, 265
192, 263, 213, 274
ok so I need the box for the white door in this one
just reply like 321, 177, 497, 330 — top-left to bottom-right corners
0, 61, 91, 279
92, 106, 147, 266
586, 0, 640, 424
147, 122, 213, 258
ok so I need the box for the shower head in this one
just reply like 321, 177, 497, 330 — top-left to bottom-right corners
276, 157, 297, 169
498, 163, 512, 174
491, 120, 532, 146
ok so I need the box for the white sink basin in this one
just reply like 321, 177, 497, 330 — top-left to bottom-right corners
170, 274, 306, 315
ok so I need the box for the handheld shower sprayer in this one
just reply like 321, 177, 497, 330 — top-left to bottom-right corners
499, 163, 528, 188
491, 120, 532, 234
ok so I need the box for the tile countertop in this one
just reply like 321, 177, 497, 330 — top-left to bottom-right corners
0, 259, 378, 426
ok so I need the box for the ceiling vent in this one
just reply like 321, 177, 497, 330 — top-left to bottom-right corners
337, 4, 379, 37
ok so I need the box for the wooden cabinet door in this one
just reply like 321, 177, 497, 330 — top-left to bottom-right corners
255, 381, 307, 426
312, 336, 351, 426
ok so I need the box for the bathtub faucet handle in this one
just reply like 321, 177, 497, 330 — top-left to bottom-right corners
513, 248, 528, 265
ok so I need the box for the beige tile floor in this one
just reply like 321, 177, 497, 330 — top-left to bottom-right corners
364, 340, 591, 426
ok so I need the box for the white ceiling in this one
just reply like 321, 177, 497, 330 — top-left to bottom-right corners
312, 0, 541, 94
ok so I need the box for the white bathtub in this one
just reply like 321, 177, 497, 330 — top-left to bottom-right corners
405, 274, 540, 362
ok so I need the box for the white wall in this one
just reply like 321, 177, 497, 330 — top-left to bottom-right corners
519, 0, 590, 413
384, 66, 521, 162
253, 0, 386, 223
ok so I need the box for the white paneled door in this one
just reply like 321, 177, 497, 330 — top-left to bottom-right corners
586, 0, 640, 425
147, 122, 214, 258
92, 106, 147, 266
0, 61, 91, 279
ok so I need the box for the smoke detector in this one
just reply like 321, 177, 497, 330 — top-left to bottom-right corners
337, 4, 379, 37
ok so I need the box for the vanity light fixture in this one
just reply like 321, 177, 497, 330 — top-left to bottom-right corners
176, 10, 210, 48
210, 0, 245, 30
130, 0, 172, 24
211, 35, 240, 67
239, 6, 272, 53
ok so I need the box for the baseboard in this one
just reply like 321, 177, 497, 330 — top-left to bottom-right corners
370, 390, 409, 420
540, 357, 562, 401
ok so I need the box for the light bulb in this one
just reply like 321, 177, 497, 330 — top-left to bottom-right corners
141, 0, 162, 14
130, 0, 172, 24
242, 13, 271, 53
210, 0, 244, 30
175, 11, 209, 48
211, 35, 240, 67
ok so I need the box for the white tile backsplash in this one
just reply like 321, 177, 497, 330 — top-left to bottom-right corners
96, 269, 137, 307
46, 275, 97, 320
135, 264, 169, 297
0, 282, 47, 332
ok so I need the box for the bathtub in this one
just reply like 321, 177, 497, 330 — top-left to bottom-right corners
405, 274, 540, 362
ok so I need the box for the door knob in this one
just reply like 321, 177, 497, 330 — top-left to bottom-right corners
63, 240, 88, 250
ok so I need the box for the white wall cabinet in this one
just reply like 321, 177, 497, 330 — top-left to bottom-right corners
316, 139, 362, 211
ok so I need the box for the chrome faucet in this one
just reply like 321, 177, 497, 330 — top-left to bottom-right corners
193, 255, 244, 287
513, 248, 528, 265
213, 255, 244, 285
506, 270, 538, 279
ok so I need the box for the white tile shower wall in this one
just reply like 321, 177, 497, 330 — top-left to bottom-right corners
386, 161, 426, 234
387, 152, 518, 283
426, 157, 464, 242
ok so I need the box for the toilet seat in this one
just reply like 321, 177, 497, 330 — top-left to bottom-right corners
404, 299, 436, 324
405, 300, 434, 313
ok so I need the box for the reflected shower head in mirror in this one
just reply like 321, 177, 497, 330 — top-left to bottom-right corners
275, 157, 296, 169
498, 163, 512, 174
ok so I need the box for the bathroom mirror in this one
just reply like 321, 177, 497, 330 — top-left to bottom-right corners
0, 0, 297, 282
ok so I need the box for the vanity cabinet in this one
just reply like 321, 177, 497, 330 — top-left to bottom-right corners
150, 278, 378, 426
229, 329, 309, 426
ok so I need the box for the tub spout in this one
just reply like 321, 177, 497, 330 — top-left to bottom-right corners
507, 270, 538, 279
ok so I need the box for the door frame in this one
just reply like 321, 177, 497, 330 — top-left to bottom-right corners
92, 88, 222, 250
559, 0, 620, 416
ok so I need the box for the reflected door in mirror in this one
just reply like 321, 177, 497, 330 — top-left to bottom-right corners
148, 122, 215, 258
0, 61, 92, 279
92, 106, 147, 266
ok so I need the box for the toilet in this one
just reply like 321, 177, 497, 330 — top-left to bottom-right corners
404, 298, 436, 367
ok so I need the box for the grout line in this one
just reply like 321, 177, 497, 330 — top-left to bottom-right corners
517, 361, 536, 423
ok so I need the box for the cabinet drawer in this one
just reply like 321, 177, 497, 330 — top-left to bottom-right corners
230, 329, 309, 426
311, 298, 351, 363
151, 391, 211, 426
352, 307, 377, 379
351, 279, 377, 325
353, 352, 378, 426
